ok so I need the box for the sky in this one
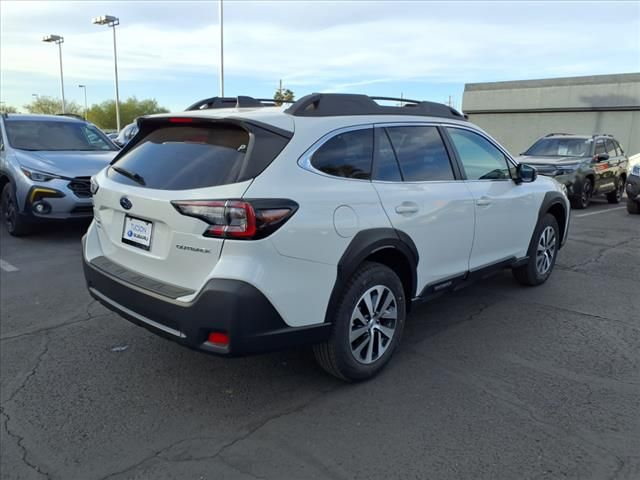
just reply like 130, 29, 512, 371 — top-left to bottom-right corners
1, 0, 639, 113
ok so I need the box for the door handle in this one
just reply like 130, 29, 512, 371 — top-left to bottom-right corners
395, 202, 419, 215
476, 196, 492, 206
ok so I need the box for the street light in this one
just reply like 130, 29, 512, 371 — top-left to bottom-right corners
78, 85, 88, 119
42, 34, 66, 113
92, 15, 121, 131
218, 0, 224, 96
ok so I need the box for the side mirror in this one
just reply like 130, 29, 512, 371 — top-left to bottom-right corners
516, 164, 537, 184
594, 153, 609, 162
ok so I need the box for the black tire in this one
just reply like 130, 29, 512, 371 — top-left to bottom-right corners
627, 198, 640, 214
313, 261, 406, 382
512, 213, 560, 286
570, 178, 593, 209
606, 176, 625, 204
1, 183, 31, 236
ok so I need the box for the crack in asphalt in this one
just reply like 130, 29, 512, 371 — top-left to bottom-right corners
98, 385, 342, 480
1, 333, 52, 479
558, 238, 638, 272
404, 350, 631, 474
1, 300, 108, 342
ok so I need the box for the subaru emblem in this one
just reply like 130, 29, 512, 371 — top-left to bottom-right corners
120, 197, 132, 210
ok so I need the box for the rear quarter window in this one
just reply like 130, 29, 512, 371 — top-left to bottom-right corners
310, 128, 373, 180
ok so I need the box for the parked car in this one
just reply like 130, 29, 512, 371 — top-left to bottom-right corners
517, 133, 628, 209
113, 122, 138, 147
106, 132, 120, 142
626, 163, 640, 214
0, 113, 119, 235
83, 94, 570, 381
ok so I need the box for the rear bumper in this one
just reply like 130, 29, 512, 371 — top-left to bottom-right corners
82, 247, 331, 356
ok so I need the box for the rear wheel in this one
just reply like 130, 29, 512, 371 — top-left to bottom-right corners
606, 176, 625, 204
571, 179, 592, 209
627, 198, 640, 214
1, 183, 30, 236
313, 262, 406, 381
512, 213, 559, 286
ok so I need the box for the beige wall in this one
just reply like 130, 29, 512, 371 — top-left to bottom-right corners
468, 110, 640, 157
463, 73, 640, 157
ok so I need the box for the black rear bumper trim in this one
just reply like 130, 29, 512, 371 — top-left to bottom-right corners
83, 253, 331, 356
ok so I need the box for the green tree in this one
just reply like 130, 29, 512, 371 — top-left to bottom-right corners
87, 97, 169, 130
23, 96, 82, 115
274, 88, 295, 105
0, 104, 19, 113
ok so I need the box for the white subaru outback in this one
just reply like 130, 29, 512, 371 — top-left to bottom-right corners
83, 94, 570, 381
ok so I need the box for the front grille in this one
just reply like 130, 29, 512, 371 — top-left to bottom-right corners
68, 177, 91, 198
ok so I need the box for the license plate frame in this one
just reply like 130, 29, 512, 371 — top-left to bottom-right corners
122, 215, 154, 251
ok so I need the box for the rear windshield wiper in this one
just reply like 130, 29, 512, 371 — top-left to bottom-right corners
111, 165, 146, 186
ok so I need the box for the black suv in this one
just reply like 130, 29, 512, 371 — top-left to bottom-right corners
518, 133, 628, 209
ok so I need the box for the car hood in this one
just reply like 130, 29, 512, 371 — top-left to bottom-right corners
516, 155, 586, 166
14, 149, 118, 178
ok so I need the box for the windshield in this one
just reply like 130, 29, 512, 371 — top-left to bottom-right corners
5, 120, 117, 151
524, 138, 592, 157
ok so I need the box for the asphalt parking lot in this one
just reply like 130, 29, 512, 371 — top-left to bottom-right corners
1, 199, 639, 480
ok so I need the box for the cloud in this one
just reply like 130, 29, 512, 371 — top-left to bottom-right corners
1, 0, 639, 108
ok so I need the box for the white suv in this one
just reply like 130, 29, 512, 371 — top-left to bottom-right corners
83, 94, 570, 381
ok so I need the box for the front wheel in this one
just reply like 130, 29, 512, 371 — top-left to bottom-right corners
571, 179, 592, 209
606, 177, 625, 204
1, 183, 30, 236
512, 213, 560, 286
313, 262, 406, 382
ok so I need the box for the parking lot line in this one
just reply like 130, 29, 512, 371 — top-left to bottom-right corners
0, 259, 19, 272
575, 207, 627, 218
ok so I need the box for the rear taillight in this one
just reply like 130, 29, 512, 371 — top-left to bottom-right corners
171, 199, 298, 240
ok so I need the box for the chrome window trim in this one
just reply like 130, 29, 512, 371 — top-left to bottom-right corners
297, 124, 374, 183
297, 120, 518, 183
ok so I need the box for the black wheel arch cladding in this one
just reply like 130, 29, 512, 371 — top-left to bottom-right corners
325, 228, 419, 323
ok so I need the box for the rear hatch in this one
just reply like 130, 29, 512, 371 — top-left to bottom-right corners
91, 115, 292, 293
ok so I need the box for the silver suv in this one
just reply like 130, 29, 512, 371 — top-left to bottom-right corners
0, 113, 119, 235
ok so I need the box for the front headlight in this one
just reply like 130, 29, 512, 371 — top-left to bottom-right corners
21, 168, 61, 182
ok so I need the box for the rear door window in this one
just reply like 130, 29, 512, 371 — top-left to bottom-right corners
384, 126, 454, 181
310, 128, 373, 180
109, 124, 251, 190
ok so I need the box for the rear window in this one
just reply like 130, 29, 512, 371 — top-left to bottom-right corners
109, 123, 287, 190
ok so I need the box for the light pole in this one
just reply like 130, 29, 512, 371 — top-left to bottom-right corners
218, 0, 224, 96
78, 85, 88, 119
42, 34, 66, 113
92, 15, 121, 131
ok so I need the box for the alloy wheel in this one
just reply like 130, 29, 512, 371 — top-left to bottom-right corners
349, 285, 398, 365
581, 181, 592, 208
1, 189, 16, 232
536, 226, 556, 275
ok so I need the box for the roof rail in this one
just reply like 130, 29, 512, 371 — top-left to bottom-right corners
55, 113, 85, 120
545, 132, 574, 137
284, 93, 467, 120
591, 133, 614, 138
185, 96, 294, 111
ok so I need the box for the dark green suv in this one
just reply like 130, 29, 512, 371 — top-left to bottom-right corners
517, 133, 628, 209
